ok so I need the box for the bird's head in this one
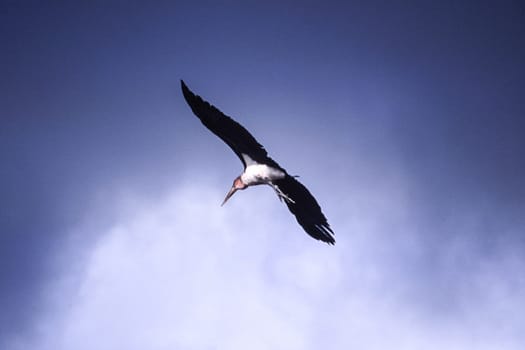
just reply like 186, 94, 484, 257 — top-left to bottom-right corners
221, 176, 246, 206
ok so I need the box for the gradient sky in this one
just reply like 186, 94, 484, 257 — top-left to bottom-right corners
2, 1, 525, 349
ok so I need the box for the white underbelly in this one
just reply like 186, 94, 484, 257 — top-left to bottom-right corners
241, 164, 285, 186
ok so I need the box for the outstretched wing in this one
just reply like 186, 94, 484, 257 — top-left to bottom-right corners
274, 175, 335, 244
181, 80, 282, 170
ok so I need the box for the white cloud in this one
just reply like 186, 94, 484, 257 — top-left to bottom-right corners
11, 181, 525, 350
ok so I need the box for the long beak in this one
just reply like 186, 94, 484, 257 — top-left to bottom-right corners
221, 186, 238, 206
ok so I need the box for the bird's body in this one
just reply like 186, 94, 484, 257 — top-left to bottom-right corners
181, 80, 335, 244
241, 163, 286, 186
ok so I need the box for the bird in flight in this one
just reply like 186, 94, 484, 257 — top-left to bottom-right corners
181, 80, 335, 244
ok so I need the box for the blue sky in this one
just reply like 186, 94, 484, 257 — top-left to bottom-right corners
1, 1, 524, 349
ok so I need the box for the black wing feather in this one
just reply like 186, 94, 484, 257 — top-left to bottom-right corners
181, 80, 282, 170
274, 175, 335, 244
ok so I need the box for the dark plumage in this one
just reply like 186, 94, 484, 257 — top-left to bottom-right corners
274, 175, 335, 244
181, 80, 281, 170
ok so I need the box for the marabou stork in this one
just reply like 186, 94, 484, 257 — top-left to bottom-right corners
181, 80, 335, 244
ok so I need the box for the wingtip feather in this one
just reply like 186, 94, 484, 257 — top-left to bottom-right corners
180, 80, 190, 95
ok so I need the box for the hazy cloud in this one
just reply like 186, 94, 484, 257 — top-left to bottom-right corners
8, 179, 524, 350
